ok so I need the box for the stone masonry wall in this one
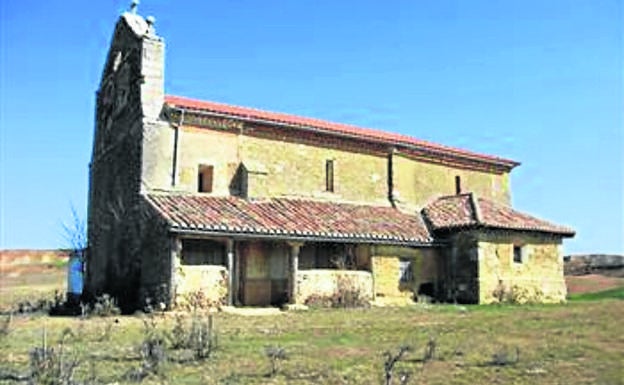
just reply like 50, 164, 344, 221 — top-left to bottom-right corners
170, 126, 511, 208
446, 233, 480, 303
393, 153, 511, 209
296, 269, 373, 304
87, 14, 169, 311
240, 134, 389, 203
174, 126, 390, 204
87, 112, 144, 308
136, 207, 172, 309
477, 234, 566, 303
174, 127, 240, 195
371, 256, 413, 301
409, 248, 442, 296
173, 263, 228, 308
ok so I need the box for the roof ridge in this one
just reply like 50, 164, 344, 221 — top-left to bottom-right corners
477, 196, 576, 234
165, 94, 432, 147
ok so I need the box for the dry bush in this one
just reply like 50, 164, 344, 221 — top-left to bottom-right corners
81, 294, 121, 317
176, 290, 223, 312
490, 345, 521, 366
168, 311, 218, 362
0, 313, 11, 338
264, 346, 287, 377
126, 316, 168, 382
383, 345, 412, 385
304, 275, 370, 308
29, 328, 81, 385
492, 282, 544, 304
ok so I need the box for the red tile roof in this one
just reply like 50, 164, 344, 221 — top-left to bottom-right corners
422, 193, 575, 237
144, 194, 433, 245
164, 95, 519, 170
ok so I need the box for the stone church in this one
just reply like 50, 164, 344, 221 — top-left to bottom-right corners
85, 5, 574, 311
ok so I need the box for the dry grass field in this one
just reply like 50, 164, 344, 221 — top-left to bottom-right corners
0, 251, 622, 385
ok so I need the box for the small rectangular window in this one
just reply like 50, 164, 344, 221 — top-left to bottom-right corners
513, 245, 523, 263
325, 159, 334, 192
399, 258, 413, 283
455, 175, 462, 195
198, 165, 214, 193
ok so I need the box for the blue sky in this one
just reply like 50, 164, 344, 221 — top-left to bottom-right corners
1, 0, 622, 254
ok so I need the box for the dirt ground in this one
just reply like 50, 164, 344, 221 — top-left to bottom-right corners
0, 250, 68, 311
565, 274, 624, 295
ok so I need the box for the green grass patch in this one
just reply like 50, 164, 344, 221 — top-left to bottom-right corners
567, 286, 624, 301
50, 258, 69, 269
0, 301, 622, 384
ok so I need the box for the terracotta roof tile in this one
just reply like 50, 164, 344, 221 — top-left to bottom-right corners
422, 193, 575, 237
164, 95, 519, 170
145, 194, 433, 245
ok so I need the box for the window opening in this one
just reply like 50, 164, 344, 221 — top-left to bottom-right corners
513, 245, 523, 263
198, 165, 214, 193
325, 160, 334, 192
182, 239, 226, 266
399, 258, 413, 283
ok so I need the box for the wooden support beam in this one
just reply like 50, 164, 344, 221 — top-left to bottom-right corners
288, 242, 303, 304
371, 245, 422, 258
226, 238, 234, 306
169, 237, 182, 309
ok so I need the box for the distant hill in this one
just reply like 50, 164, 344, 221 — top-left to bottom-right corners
1, 249, 70, 268
564, 254, 624, 277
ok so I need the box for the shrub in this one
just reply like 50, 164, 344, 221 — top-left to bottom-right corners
12, 291, 64, 315
303, 275, 370, 308
167, 312, 218, 361
304, 294, 334, 308
423, 336, 436, 362
491, 282, 544, 304
90, 294, 121, 317
490, 346, 520, 366
264, 346, 287, 377
382, 345, 411, 385
126, 316, 168, 382
29, 328, 81, 385
177, 290, 223, 312
0, 313, 11, 338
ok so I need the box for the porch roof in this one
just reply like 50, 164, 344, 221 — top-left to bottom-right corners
422, 193, 575, 237
144, 194, 433, 245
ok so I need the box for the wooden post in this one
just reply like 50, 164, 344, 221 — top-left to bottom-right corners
169, 237, 182, 309
233, 242, 240, 306
288, 242, 302, 304
226, 239, 234, 306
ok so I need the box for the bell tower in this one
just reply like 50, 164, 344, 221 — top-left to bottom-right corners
86, 1, 166, 307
